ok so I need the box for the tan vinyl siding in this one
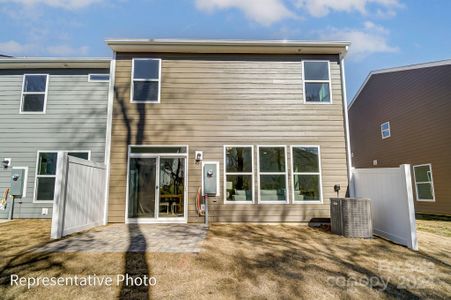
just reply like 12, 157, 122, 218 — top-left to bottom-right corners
349, 64, 451, 215
108, 53, 349, 223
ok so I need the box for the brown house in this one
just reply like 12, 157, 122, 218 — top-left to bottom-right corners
104, 39, 351, 223
349, 60, 451, 216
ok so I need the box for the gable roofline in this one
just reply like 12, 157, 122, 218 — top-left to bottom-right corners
348, 58, 451, 110
105, 38, 350, 56
0, 57, 110, 69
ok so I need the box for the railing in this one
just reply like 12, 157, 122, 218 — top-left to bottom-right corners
51, 152, 106, 239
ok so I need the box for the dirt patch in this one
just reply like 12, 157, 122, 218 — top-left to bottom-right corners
0, 220, 450, 299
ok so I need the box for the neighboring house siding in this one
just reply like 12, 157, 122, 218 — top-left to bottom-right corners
0, 68, 109, 219
108, 53, 349, 223
349, 64, 451, 215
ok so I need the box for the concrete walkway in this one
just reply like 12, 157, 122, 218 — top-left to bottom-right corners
36, 224, 208, 253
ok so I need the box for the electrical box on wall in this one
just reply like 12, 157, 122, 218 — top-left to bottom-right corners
10, 168, 25, 197
202, 161, 219, 196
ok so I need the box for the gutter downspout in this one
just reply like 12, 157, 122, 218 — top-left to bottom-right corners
340, 53, 353, 186
103, 52, 116, 225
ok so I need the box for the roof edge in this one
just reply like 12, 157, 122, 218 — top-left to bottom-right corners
348, 58, 451, 110
105, 38, 350, 55
0, 57, 111, 69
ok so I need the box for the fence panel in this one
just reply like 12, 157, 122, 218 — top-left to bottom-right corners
350, 164, 418, 250
51, 152, 106, 239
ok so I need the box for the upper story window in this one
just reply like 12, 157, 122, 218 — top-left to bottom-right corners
303, 61, 331, 103
257, 146, 288, 203
131, 58, 161, 103
381, 121, 391, 139
20, 74, 49, 113
88, 74, 110, 82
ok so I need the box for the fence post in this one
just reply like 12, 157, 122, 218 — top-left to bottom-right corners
50, 152, 69, 239
399, 164, 418, 250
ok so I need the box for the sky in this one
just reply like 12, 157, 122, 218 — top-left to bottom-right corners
1, 0, 450, 100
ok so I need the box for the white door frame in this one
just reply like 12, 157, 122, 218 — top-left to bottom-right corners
126, 150, 188, 224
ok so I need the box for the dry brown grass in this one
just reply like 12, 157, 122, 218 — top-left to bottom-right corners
0, 219, 450, 300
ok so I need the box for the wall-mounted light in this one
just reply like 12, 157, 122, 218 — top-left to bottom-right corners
195, 151, 203, 163
2, 158, 11, 169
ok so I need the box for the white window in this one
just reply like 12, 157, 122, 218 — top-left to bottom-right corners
381, 121, 391, 139
131, 58, 161, 103
257, 146, 288, 203
20, 74, 49, 113
413, 164, 435, 201
88, 74, 110, 82
34, 151, 90, 202
303, 61, 332, 103
291, 146, 323, 203
224, 146, 254, 203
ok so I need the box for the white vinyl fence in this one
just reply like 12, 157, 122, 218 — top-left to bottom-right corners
350, 164, 418, 250
51, 152, 106, 239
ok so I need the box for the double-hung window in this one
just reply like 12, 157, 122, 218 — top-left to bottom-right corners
381, 122, 391, 139
303, 61, 332, 103
20, 74, 49, 113
291, 146, 322, 202
413, 164, 435, 201
35, 151, 90, 202
258, 146, 288, 203
131, 58, 161, 103
224, 146, 253, 203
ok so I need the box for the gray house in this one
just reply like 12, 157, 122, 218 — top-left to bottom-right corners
0, 58, 110, 219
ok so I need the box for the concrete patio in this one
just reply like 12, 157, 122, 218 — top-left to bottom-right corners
36, 223, 208, 253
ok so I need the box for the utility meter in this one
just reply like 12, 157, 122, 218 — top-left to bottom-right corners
203, 162, 219, 196
10, 168, 25, 197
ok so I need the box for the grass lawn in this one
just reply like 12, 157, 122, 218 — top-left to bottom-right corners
0, 219, 450, 299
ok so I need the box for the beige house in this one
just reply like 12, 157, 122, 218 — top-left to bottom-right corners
104, 39, 352, 223
349, 60, 451, 216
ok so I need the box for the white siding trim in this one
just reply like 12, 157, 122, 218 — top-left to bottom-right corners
103, 52, 116, 224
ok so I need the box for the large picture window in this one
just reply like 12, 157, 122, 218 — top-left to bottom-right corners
291, 146, 322, 202
224, 146, 253, 203
131, 58, 161, 103
413, 164, 435, 201
303, 61, 332, 103
34, 151, 90, 202
257, 146, 288, 203
20, 74, 49, 113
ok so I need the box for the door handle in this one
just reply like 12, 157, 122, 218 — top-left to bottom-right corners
156, 186, 159, 190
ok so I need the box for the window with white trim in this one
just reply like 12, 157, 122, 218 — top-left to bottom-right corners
303, 61, 331, 103
35, 151, 90, 201
413, 164, 435, 201
20, 74, 48, 112
258, 146, 288, 203
381, 121, 391, 139
224, 146, 253, 202
131, 58, 161, 103
292, 146, 322, 202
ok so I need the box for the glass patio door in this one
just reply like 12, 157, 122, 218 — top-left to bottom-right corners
128, 157, 158, 219
128, 150, 187, 222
